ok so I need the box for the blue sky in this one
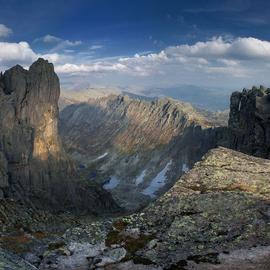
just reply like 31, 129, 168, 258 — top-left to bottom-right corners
1, 0, 270, 92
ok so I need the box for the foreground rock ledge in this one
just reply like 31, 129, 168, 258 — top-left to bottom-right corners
110, 147, 270, 269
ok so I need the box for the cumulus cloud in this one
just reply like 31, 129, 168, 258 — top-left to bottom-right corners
0, 42, 36, 63
0, 41, 67, 71
2, 36, 270, 90
0, 24, 12, 38
55, 62, 127, 74
172, 36, 270, 60
65, 36, 270, 89
42, 36, 270, 90
107, 36, 270, 78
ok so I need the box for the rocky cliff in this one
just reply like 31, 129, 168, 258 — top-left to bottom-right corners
60, 95, 227, 209
229, 86, 270, 158
0, 58, 118, 212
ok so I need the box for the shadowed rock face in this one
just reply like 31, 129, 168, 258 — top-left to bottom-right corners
114, 147, 270, 268
60, 95, 227, 209
0, 59, 118, 212
229, 86, 270, 159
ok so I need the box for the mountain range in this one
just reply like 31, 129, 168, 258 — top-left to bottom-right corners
59, 93, 227, 210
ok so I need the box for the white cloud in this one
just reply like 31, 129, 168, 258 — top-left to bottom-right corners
0, 42, 36, 63
34, 34, 82, 52
2, 36, 270, 91
164, 37, 270, 60
0, 24, 12, 38
0, 42, 66, 70
55, 62, 127, 74
50, 40, 82, 52
38, 34, 62, 43
45, 36, 270, 89
89, 45, 104, 50
104, 36, 270, 79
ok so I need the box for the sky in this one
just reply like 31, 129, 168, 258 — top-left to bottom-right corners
1, 0, 270, 93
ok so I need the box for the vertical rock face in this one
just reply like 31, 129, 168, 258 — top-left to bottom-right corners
229, 86, 270, 158
0, 59, 118, 212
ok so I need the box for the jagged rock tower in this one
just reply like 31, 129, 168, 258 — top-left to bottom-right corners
0, 58, 118, 212
229, 86, 270, 159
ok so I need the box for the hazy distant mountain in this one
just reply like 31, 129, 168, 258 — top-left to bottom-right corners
142, 85, 232, 111
60, 85, 232, 112
59, 87, 122, 110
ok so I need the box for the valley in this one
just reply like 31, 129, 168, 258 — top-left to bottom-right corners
0, 59, 269, 269
59, 93, 227, 210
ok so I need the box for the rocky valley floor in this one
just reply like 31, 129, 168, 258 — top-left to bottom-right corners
1, 147, 269, 269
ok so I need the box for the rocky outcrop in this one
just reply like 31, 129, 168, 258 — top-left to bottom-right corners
0, 59, 118, 212
60, 95, 227, 210
109, 147, 270, 268
229, 86, 270, 158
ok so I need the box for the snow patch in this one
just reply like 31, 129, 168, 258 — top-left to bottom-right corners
182, 163, 189, 173
103, 176, 119, 190
142, 161, 172, 198
135, 170, 147, 186
238, 99, 242, 111
93, 152, 108, 161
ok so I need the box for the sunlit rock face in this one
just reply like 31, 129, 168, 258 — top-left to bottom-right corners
229, 86, 270, 159
60, 94, 227, 209
0, 59, 118, 212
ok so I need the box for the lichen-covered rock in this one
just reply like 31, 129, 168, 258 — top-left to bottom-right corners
229, 85, 270, 158
116, 147, 270, 268
0, 58, 119, 212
